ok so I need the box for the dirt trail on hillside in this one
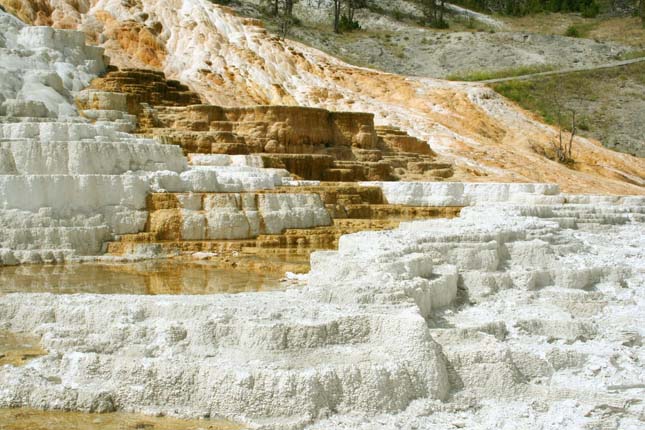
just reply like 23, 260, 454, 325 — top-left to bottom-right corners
481, 56, 645, 83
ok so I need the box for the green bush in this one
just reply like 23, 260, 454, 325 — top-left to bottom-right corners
565, 25, 581, 37
339, 15, 361, 32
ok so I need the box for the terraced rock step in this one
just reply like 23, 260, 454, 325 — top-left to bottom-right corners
87, 67, 203, 114
78, 70, 454, 182
0, 331, 46, 367
106, 183, 462, 270
0, 408, 242, 430
0, 21, 295, 265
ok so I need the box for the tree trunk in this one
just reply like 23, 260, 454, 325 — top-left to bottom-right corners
333, 0, 341, 33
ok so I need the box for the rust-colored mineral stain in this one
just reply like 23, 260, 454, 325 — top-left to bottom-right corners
0, 331, 46, 367
0, 408, 244, 430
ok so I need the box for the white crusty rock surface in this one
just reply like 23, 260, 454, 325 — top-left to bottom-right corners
361, 181, 564, 206
1, 197, 644, 429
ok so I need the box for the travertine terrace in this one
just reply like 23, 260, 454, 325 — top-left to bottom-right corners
0, 2, 643, 430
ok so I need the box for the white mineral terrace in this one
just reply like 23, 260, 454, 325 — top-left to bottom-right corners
0, 9, 643, 430
0, 12, 308, 264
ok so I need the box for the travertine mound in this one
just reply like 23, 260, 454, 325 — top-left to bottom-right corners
13, 0, 643, 194
0, 11, 325, 265
0, 9, 454, 266
76, 67, 453, 181
1, 195, 643, 429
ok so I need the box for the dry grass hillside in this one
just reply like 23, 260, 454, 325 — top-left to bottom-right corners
2, 0, 643, 195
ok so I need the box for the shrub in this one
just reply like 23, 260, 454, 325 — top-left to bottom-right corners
338, 15, 361, 32
429, 19, 449, 29
565, 25, 581, 37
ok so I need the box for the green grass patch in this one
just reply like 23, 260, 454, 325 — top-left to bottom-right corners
619, 50, 645, 60
446, 64, 557, 81
563, 22, 596, 38
489, 61, 645, 132
490, 80, 563, 125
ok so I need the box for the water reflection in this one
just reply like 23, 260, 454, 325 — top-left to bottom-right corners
0, 408, 243, 430
0, 331, 46, 366
0, 260, 283, 295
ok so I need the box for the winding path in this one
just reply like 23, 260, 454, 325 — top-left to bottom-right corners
479, 56, 645, 84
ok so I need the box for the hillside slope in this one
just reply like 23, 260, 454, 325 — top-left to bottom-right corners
5, 0, 643, 194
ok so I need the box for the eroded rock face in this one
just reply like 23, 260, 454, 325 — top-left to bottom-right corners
146, 192, 332, 241
306, 201, 645, 430
146, 104, 378, 154
73, 67, 454, 182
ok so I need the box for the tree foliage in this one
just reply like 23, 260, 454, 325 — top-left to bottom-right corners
418, 0, 449, 28
450, 0, 600, 17
333, 0, 363, 33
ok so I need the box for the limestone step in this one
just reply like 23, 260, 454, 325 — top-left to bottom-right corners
107, 238, 258, 255
0, 226, 112, 255
0, 137, 186, 174
260, 154, 335, 180
427, 168, 455, 179
88, 67, 202, 115
352, 148, 383, 162
379, 135, 435, 156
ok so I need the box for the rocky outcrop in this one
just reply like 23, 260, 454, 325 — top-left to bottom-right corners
71, 67, 454, 182
0, 10, 453, 266
145, 104, 377, 154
